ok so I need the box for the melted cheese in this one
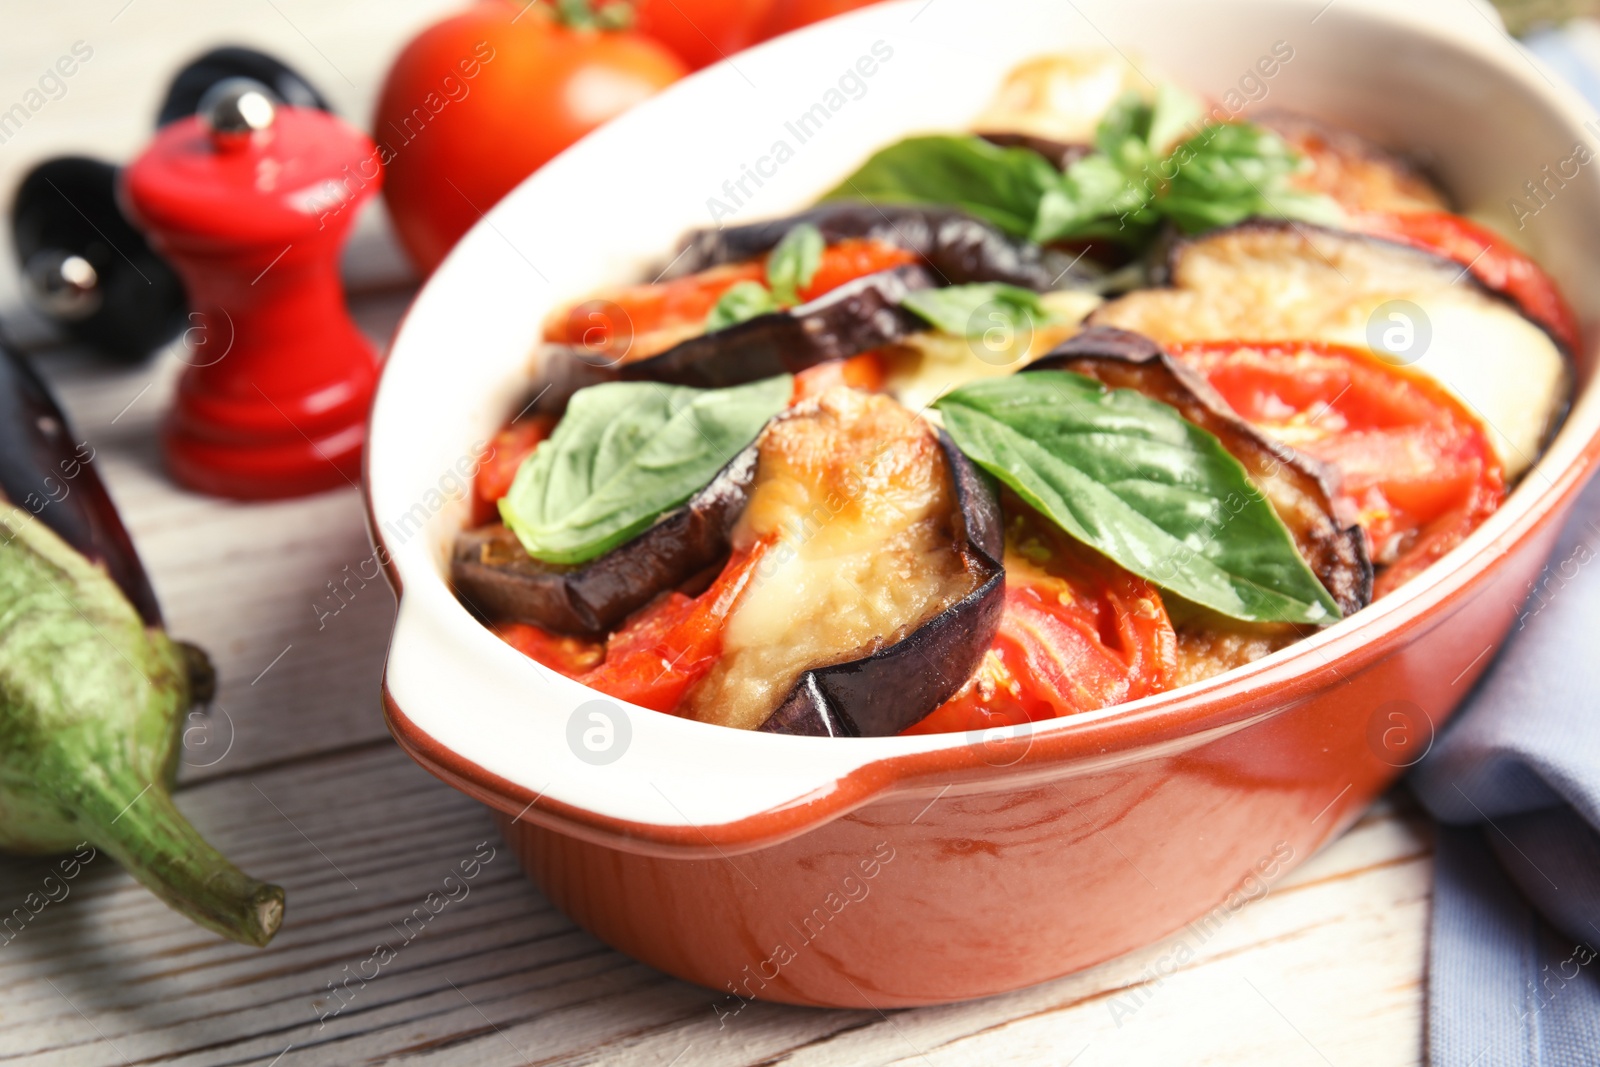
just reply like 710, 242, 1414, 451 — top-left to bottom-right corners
684, 389, 976, 731
885, 290, 1103, 413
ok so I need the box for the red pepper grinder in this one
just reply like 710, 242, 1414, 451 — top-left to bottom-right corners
122, 78, 381, 500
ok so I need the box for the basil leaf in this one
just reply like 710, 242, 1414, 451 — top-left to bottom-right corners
499, 376, 792, 565
706, 280, 778, 332
1032, 154, 1155, 245
934, 373, 1341, 625
822, 135, 1061, 237
1145, 84, 1205, 159
767, 222, 825, 306
1161, 122, 1343, 233
902, 283, 1059, 337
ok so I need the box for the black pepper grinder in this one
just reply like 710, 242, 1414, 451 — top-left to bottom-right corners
9, 47, 330, 362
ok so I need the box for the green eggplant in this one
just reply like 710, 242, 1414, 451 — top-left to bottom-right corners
0, 345, 282, 947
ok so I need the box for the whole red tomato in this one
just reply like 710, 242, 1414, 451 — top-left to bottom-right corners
376, 0, 686, 275
760, 0, 886, 38
633, 0, 776, 70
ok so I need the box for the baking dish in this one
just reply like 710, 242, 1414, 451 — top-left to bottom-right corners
369, 0, 1600, 1006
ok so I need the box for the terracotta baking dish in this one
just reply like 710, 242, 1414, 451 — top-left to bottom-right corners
369, 0, 1600, 1007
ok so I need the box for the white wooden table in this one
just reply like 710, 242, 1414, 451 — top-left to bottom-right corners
1, 4, 1432, 1064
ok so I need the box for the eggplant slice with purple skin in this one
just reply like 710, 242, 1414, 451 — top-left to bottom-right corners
0, 342, 162, 625
452, 445, 759, 639
527, 265, 937, 415
1027, 325, 1373, 616
664, 202, 1098, 291
756, 429, 1004, 738
457, 387, 1004, 737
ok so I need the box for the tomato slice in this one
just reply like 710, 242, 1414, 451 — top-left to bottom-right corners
494, 622, 604, 676
472, 415, 556, 525
796, 238, 918, 302
1349, 210, 1579, 352
576, 540, 770, 713
492, 542, 769, 712
542, 239, 919, 362
1171, 340, 1505, 597
905, 511, 1176, 735
792, 352, 888, 403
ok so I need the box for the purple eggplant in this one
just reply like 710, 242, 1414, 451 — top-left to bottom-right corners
1027, 326, 1372, 615
665, 202, 1097, 291
0, 341, 161, 624
453, 445, 759, 638
0, 340, 283, 947
529, 265, 935, 413
758, 431, 1005, 737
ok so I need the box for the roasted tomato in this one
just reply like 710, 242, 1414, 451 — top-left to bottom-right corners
500, 542, 768, 711
791, 351, 887, 402
1348, 210, 1580, 352
1172, 340, 1505, 597
543, 238, 917, 361
905, 508, 1177, 735
376, 1, 686, 275
472, 414, 555, 525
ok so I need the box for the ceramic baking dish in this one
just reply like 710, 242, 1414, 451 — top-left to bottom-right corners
368, 0, 1600, 1007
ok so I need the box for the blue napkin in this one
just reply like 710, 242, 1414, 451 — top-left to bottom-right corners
1411, 470, 1600, 1065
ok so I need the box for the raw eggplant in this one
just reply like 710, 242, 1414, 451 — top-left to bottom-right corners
0, 342, 283, 947
1028, 326, 1373, 616
526, 265, 936, 413
452, 446, 759, 638
663, 203, 1096, 291
1089, 219, 1570, 478
758, 429, 1005, 738
0, 344, 161, 624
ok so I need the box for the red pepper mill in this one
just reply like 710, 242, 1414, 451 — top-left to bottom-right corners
123, 79, 381, 500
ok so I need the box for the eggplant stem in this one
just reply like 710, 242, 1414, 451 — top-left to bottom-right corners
78, 770, 283, 948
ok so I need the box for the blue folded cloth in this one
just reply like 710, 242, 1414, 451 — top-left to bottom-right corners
1411, 471, 1600, 1065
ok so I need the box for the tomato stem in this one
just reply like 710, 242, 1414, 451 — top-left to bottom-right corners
550, 0, 636, 31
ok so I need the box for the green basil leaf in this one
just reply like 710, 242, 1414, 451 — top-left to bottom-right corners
1144, 84, 1205, 159
767, 222, 825, 306
934, 372, 1341, 625
1159, 121, 1343, 233
1032, 154, 1156, 245
705, 280, 779, 332
822, 135, 1061, 237
499, 376, 792, 565
902, 283, 1059, 338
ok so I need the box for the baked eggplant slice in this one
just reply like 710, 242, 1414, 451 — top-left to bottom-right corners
1089, 220, 1570, 477
622, 264, 936, 388
665, 203, 1095, 291
1252, 111, 1450, 215
1028, 326, 1372, 615
526, 266, 936, 411
975, 131, 1093, 173
452, 445, 759, 639
668, 389, 1003, 737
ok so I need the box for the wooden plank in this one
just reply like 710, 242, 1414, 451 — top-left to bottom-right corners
0, 733, 1431, 1066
